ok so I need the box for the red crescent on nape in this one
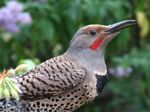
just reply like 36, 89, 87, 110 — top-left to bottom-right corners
89, 33, 106, 51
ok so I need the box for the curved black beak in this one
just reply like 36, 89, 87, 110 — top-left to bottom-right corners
105, 20, 136, 34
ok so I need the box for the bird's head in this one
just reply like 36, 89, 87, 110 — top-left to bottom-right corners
69, 20, 136, 52
66, 20, 136, 75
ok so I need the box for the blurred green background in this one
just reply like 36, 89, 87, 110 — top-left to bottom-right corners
0, 0, 150, 112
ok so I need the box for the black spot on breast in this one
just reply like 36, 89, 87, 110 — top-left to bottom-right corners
96, 74, 108, 93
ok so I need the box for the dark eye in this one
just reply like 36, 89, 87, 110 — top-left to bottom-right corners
90, 29, 97, 36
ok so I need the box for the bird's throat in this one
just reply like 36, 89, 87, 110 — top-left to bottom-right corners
89, 33, 106, 51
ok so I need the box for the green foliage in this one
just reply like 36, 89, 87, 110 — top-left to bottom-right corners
107, 47, 150, 112
0, 0, 150, 112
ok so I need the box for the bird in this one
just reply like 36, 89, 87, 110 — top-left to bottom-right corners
0, 20, 136, 112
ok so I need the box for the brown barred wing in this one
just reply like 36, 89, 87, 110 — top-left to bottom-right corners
17, 55, 86, 98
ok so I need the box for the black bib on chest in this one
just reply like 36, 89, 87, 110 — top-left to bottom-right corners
96, 74, 108, 93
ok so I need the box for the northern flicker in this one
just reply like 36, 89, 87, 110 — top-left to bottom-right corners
0, 20, 136, 112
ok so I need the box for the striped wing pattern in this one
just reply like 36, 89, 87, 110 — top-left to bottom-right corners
18, 55, 86, 99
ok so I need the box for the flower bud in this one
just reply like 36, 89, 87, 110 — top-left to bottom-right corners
3, 87, 10, 101
7, 69, 15, 77
15, 64, 28, 76
11, 87, 20, 101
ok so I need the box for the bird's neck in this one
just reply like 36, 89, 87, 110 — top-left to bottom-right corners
65, 48, 107, 76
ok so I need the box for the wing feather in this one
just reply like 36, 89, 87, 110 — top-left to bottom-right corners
17, 55, 86, 98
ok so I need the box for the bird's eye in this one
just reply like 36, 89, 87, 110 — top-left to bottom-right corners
90, 29, 97, 36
